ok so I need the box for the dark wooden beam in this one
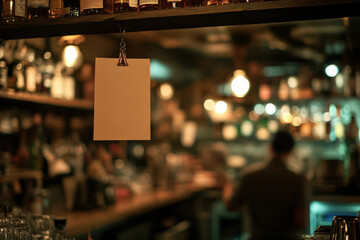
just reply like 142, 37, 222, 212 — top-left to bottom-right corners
1, 0, 360, 39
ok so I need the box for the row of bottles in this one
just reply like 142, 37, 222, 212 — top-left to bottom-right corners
0, 0, 275, 20
256, 65, 360, 103
0, 40, 76, 100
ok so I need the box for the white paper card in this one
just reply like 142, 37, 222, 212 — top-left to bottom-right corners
94, 58, 150, 140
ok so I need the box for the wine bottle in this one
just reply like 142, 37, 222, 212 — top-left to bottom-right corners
50, 0, 64, 18
139, 0, 159, 10
27, 0, 50, 19
3, 0, 26, 22
114, 0, 129, 12
80, 0, 113, 15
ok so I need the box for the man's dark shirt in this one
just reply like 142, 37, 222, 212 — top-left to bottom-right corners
228, 158, 307, 239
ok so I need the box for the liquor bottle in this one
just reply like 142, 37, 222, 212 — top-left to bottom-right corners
50, 63, 63, 99
139, 0, 159, 10
25, 62, 37, 93
3, 0, 26, 22
128, 0, 138, 11
162, 0, 185, 9
63, 74, 75, 100
80, 0, 113, 15
41, 51, 55, 94
27, 0, 50, 19
0, 60, 8, 91
114, 0, 129, 12
14, 62, 25, 92
50, 0, 64, 17
63, 0, 79, 16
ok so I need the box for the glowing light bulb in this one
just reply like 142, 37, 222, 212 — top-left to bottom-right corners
158, 83, 174, 100
215, 101, 227, 114
325, 64, 339, 77
230, 70, 250, 98
62, 45, 83, 69
204, 99, 216, 111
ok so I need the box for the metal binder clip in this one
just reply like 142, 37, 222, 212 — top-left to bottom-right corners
117, 26, 128, 66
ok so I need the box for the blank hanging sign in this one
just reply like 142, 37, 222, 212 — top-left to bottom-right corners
94, 58, 150, 140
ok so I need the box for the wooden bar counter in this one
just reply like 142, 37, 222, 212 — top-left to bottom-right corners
62, 182, 216, 237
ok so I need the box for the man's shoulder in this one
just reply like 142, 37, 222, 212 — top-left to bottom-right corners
241, 161, 268, 178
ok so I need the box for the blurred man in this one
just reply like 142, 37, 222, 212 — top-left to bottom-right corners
223, 130, 308, 240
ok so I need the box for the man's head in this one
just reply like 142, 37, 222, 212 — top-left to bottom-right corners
271, 130, 295, 155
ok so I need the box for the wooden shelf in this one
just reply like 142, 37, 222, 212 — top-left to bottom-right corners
0, 92, 93, 110
1, 0, 360, 39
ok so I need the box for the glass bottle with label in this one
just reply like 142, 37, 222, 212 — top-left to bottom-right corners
50, 0, 64, 17
139, 0, 159, 10
3, 0, 26, 22
64, 0, 79, 16
162, 0, 184, 9
114, 0, 129, 12
114, 0, 137, 12
80, 0, 113, 15
129, 0, 138, 11
27, 0, 50, 19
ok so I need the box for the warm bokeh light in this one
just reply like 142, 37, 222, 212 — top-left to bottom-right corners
226, 156, 246, 168
325, 64, 339, 77
204, 99, 216, 111
63, 45, 83, 69
313, 112, 323, 123
222, 124, 238, 140
158, 83, 174, 100
335, 73, 344, 88
230, 70, 250, 98
133, 144, 145, 158
241, 120, 254, 137
323, 112, 331, 122
181, 121, 197, 147
288, 76, 299, 88
292, 116, 302, 127
313, 123, 326, 140
215, 101, 227, 114
259, 84, 272, 101
249, 111, 259, 122
280, 104, 290, 114
256, 127, 270, 140
265, 103, 276, 115
268, 120, 279, 133
281, 112, 293, 124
